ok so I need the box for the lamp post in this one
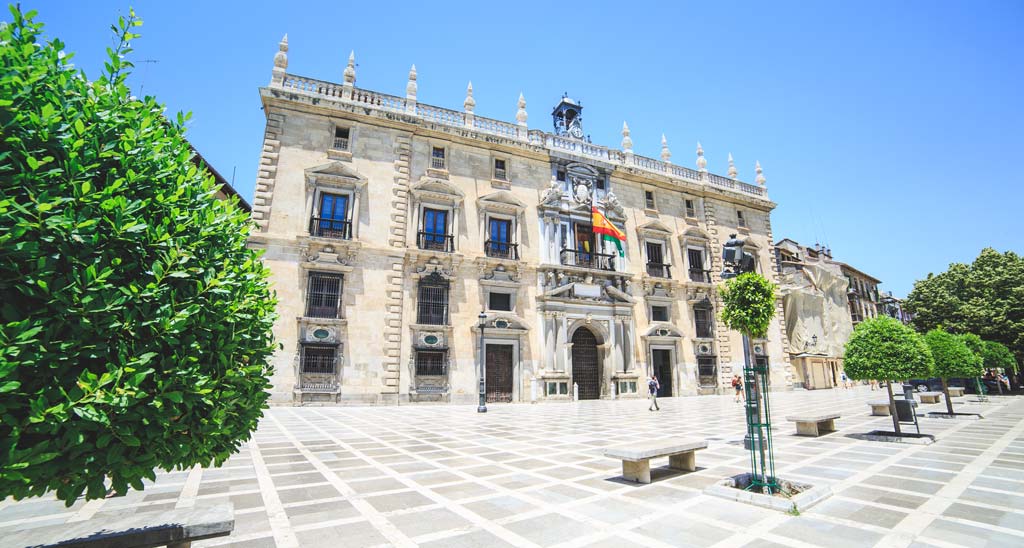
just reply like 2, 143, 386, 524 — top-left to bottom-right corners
477, 311, 488, 413
721, 234, 779, 493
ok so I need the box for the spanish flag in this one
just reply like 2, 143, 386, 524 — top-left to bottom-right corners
592, 207, 626, 257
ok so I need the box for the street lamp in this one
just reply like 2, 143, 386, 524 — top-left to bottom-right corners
477, 311, 488, 413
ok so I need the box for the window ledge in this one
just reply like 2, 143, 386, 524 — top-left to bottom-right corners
426, 167, 449, 179
327, 149, 352, 161
490, 178, 511, 189
644, 208, 659, 216
737, 226, 751, 234
297, 316, 348, 326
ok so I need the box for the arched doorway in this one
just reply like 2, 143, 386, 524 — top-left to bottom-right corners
571, 328, 601, 400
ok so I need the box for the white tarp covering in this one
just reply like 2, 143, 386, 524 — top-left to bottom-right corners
780, 262, 854, 357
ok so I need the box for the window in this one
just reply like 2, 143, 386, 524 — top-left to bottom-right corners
485, 217, 516, 259
493, 159, 507, 181
651, 305, 669, 322
305, 272, 343, 318
488, 292, 512, 312
694, 305, 713, 338
417, 273, 449, 325
419, 208, 451, 251
645, 241, 669, 278
688, 248, 708, 283
595, 178, 606, 190
431, 147, 446, 170
685, 199, 696, 218
697, 356, 717, 387
301, 344, 337, 374
556, 169, 566, 182
737, 210, 747, 228
644, 190, 656, 210
311, 192, 351, 239
415, 350, 447, 376
333, 127, 350, 151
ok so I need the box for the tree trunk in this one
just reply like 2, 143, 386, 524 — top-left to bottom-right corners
942, 378, 953, 415
887, 381, 901, 435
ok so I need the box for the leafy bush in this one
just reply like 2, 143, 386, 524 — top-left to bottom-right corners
0, 7, 277, 505
925, 330, 983, 380
719, 272, 776, 338
844, 316, 933, 382
982, 340, 1016, 373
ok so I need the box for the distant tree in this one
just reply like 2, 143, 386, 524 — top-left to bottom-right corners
0, 7, 277, 505
923, 330, 983, 415
981, 340, 1016, 373
719, 272, 776, 339
844, 316, 933, 434
905, 248, 1024, 364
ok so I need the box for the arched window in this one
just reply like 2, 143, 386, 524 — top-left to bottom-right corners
417, 272, 449, 325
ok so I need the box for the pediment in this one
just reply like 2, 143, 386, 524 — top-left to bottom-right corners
477, 190, 527, 214
482, 312, 529, 331
644, 323, 684, 338
636, 219, 674, 237
305, 161, 367, 189
411, 176, 465, 204
681, 227, 711, 241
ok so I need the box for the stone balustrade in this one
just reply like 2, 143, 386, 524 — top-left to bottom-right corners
274, 73, 768, 199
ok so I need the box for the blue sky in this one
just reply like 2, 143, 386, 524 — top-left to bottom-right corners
17, 0, 1024, 296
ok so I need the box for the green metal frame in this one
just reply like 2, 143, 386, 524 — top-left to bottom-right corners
742, 334, 780, 494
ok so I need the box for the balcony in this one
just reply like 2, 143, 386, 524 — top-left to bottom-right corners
485, 240, 519, 260
688, 268, 712, 283
417, 231, 454, 252
560, 248, 614, 271
646, 262, 672, 278
309, 217, 352, 240
332, 136, 349, 151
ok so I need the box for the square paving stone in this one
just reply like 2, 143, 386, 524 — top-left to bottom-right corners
276, 485, 340, 505
346, 476, 408, 495
461, 494, 537, 521
389, 506, 473, 538
631, 513, 733, 547
919, 517, 1024, 548
807, 497, 908, 529
271, 472, 327, 487
942, 502, 1024, 532
770, 515, 884, 547
364, 490, 435, 512
294, 520, 389, 548
284, 499, 360, 527
417, 527, 518, 548
430, 481, 498, 501
503, 512, 594, 546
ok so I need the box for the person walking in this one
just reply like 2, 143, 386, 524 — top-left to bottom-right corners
732, 374, 744, 403
840, 371, 850, 389
648, 375, 660, 411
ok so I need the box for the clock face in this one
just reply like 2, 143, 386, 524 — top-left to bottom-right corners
569, 124, 584, 139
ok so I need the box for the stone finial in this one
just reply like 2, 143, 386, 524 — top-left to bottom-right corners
621, 122, 633, 153
274, 34, 288, 69
660, 134, 671, 163
343, 51, 356, 86
696, 141, 707, 172
464, 82, 476, 113
406, 64, 417, 100
270, 34, 288, 87
755, 161, 766, 185
516, 93, 528, 126
727, 153, 738, 179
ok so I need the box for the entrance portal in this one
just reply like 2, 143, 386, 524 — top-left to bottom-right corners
652, 349, 673, 397
486, 344, 514, 403
571, 328, 601, 400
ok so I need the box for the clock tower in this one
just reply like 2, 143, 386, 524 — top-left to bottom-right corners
552, 94, 585, 140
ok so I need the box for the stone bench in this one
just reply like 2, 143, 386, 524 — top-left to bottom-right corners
868, 401, 892, 416
5, 502, 233, 548
604, 438, 707, 484
786, 413, 840, 436
919, 391, 943, 404
947, 386, 965, 397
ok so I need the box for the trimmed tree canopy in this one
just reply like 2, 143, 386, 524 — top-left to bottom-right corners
719, 272, 776, 338
843, 316, 933, 381
0, 8, 277, 505
981, 340, 1016, 373
924, 330, 983, 379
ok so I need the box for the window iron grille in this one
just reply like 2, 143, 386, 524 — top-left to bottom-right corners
305, 273, 343, 318
695, 306, 714, 338
415, 350, 447, 376
417, 273, 449, 325
301, 344, 337, 374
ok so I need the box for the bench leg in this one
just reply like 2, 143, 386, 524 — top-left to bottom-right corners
795, 421, 820, 436
167, 543, 191, 548
622, 459, 651, 484
822, 419, 836, 433
874, 406, 890, 416
668, 451, 696, 472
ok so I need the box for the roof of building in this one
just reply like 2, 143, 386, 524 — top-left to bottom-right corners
834, 261, 882, 284
191, 147, 251, 213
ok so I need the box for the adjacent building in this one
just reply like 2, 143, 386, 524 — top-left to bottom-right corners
249, 37, 791, 405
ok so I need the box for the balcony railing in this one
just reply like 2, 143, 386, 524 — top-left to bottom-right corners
430, 156, 446, 170
560, 248, 614, 271
309, 217, 352, 240
485, 240, 519, 260
417, 231, 454, 252
646, 262, 672, 278
332, 136, 349, 151
688, 268, 712, 283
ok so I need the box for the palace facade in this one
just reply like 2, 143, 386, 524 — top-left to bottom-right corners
249, 37, 791, 405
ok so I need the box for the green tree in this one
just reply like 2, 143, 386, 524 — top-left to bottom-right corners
923, 330, 983, 415
906, 248, 1024, 364
0, 8, 277, 505
981, 340, 1016, 373
719, 272, 776, 338
844, 316, 933, 434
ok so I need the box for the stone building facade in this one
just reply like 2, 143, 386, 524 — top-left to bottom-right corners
250, 37, 790, 405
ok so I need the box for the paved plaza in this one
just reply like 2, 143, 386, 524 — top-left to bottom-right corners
2, 386, 1023, 547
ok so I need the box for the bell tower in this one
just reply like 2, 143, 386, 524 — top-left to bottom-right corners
552, 94, 585, 140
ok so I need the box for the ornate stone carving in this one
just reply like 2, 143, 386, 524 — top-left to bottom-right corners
599, 191, 625, 218
621, 122, 633, 153
540, 177, 563, 206
571, 175, 592, 205
343, 51, 356, 86
696, 141, 707, 172
464, 82, 475, 114
660, 134, 671, 163
755, 161, 766, 186
406, 65, 417, 100
728, 152, 738, 179
516, 93, 528, 126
